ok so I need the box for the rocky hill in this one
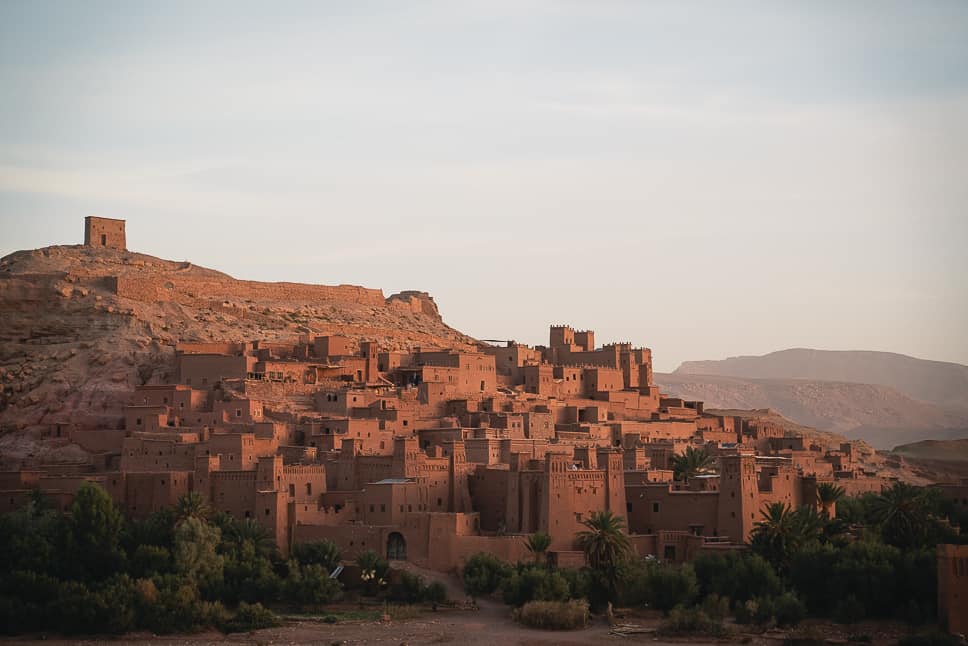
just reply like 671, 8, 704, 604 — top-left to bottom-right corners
656, 372, 968, 450
676, 348, 968, 409
0, 244, 475, 465
892, 438, 968, 462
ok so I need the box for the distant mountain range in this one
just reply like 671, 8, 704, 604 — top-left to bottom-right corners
657, 349, 968, 450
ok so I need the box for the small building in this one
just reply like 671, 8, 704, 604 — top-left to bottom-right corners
84, 216, 126, 250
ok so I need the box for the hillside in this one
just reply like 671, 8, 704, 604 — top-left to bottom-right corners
892, 438, 968, 462
656, 372, 968, 449
0, 244, 474, 465
676, 348, 968, 409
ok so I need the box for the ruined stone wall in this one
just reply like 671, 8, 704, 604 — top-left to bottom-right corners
108, 274, 385, 307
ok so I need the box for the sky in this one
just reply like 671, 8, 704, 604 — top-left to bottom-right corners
1, 1, 967, 372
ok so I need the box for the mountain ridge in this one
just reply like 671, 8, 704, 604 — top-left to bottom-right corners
676, 347, 968, 410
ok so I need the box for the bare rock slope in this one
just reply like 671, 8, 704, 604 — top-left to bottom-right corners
0, 244, 475, 464
657, 372, 968, 449
677, 348, 968, 409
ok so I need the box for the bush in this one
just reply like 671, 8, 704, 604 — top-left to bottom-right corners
356, 550, 389, 595
700, 593, 731, 621
220, 602, 280, 633
513, 599, 589, 630
140, 575, 221, 634
462, 552, 513, 598
424, 581, 447, 604
659, 605, 729, 638
284, 562, 343, 607
773, 592, 807, 627
621, 560, 698, 614
130, 544, 172, 579
501, 567, 570, 607
291, 540, 341, 572
392, 571, 427, 604
558, 567, 594, 601
694, 552, 782, 603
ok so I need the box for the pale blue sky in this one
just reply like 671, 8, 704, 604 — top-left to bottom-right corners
1, 1, 967, 371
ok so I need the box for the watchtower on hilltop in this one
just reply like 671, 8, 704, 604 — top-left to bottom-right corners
83, 216, 126, 250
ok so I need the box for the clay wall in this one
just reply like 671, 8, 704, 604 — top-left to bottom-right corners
121, 471, 192, 518
109, 274, 385, 307
210, 470, 258, 519
937, 544, 968, 634
121, 435, 199, 471
626, 485, 721, 536
177, 353, 251, 386
70, 428, 127, 454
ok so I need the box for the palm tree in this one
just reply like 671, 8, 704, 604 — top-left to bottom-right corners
791, 504, 824, 541
292, 539, 342, 572
750, 502, 800, 572
671, 447, 715, 482
870, 482, 932, 548
576, 510, 632, 601
174, 492, 211, 524
225, 517, 277, 559
816, 482, 846, 517
524, 532, 552, 566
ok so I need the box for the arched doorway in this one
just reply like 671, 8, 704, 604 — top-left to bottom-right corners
387, 532, 406, 560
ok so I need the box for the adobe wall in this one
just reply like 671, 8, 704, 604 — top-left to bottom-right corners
122, 471, 192, 518
626, 486, 721, 537
70, 428, 127, 454
938, 544, 968, 634
108, 274, 385, 307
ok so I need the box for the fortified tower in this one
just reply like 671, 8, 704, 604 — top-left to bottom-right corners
718, 452, 758, 543
83, 216, 126, 250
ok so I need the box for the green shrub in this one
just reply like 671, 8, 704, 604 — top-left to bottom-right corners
424, 581, 447, 604
139, 575, 217, 634
462, 552, 513, 598
501, 567, 570, 607
392, 571, 427, 604
284, 562, 343, 607
693, 552, 782, 603
291, 540, 341, 571
220, 602, 279, 633
130, 544, 172, 578
323, 614, 338, 624
356, 550, 389, 595
773, 592, 806, 627
700, 593, 731, 621
558, 567, 593, 600
659, 605, 728, 638
621, 560, 697, 614
513, 599, 589, 630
